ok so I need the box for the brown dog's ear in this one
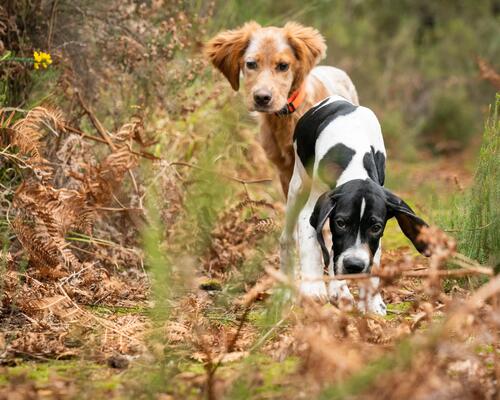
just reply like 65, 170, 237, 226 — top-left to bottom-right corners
284, 22, 326, 86
205, 21, 260, 91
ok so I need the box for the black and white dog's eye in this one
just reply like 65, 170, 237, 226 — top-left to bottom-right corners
246, 61, 258, 70
371, 224, 382, 234
336, 219, 346, 229
277, 62, 289, 72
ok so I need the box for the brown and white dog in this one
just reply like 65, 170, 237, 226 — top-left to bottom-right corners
206, 21, 359, 195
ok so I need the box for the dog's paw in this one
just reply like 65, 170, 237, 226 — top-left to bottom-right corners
299, 281, 328, 302
328, 281, 354, 307
358, 293, 387, 316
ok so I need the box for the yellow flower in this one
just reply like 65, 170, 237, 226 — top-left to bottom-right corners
33, 51, 52, 70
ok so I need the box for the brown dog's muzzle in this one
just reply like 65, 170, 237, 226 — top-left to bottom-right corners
253, 89, 273, 108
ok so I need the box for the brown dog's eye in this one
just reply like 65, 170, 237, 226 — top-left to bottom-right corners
277, 62, 289, 72
246, 61, 257, 70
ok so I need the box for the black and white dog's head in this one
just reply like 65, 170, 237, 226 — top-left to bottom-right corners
310, 179, 429, 275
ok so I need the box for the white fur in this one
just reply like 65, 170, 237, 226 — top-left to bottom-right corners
327, 254, 354, 305
245, 32, 291, 58
310, 67, 359, 105
336, 246, 371, 274
281, 95, 387, 315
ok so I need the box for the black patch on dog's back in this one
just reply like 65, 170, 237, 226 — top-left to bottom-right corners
363, 146, 386, 185
318, 143, 355, 187
294, 99, 358, 175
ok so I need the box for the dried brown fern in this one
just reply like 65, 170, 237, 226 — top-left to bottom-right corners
88, 146, 138, 205
202, 197, 277, 276
478, 57, 500, 90
3, 106, 140, 276
12, 182, 85, 271
1, 106, 65, 180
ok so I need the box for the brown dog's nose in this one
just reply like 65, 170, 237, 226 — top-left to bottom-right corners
254, 91, 272, 107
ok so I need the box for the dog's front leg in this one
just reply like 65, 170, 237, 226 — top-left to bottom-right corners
358, 245, 387, 315
297, 195, 327, 300
327, 255, 354, 308
279, 230, 294, 279
280, 168, 306, 278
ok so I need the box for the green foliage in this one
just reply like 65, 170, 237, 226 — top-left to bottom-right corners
211, 0, 499, 156
0, 360, 122, 397
180, 128, 235, 254
1, 1, 498, 398
226, 354, 299, 400
447, 95, 499, 270
420, 89, 476, 152
318, 340, 414, 400
143, 183, 175, 324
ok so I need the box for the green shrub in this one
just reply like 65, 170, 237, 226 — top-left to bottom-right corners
448, 95, 499, 270
420, 89, 477, 153
210, 0, 499, 158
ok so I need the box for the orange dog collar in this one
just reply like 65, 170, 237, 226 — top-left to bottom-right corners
276, 82, 306, 116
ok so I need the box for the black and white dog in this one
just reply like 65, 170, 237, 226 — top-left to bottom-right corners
280, 95, 429, 315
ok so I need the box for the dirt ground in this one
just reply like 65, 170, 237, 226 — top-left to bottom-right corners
1, 143, 498, 400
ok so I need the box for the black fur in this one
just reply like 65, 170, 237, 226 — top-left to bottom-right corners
310, 179, 387, 269
383, 189, 430, 255
318, 143, 356, 187
309, 191, 337, 270
293, 100, 358, 175
363, 146, 386, 186
310, 179, 429, 270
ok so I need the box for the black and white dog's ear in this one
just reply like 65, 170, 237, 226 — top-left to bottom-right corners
310, 191, 336, 266
384, 189, 430, 256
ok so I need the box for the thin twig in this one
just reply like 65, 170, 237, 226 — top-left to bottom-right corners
300, 266, 493, 282
265, 260, 492, 285
76, 91, 116, 150
64, 124, 160, 160
170, 161, 272, 185
94, 206, 143, 212
47, 0, 59, 51
444, 222, 492, 233
64, 122, 271, 186
58, 284, 142, 344
226, 306, 251, 353
250, 315, 288, 352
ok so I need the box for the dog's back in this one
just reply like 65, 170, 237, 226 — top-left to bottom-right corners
293, 95, 386, 189
310, 67, 359, 106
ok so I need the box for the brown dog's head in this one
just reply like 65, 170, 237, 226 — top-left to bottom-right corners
205, 22, 326, 113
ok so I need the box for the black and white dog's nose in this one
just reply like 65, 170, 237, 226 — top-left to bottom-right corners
343, 258, 365, 274
254, 91, 272, 106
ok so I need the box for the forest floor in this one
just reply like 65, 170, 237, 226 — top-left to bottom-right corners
1, 2, 498, 398
2, 145, 497, 400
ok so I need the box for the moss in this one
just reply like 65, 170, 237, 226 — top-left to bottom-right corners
91, 375, 122, 391
257, 354, 298, 389
475, 343, 494, 355
247, 308, 267, 327
227, 354, 299, 399
0, 360, 104, 386
178, 360, 206, 375
199, 279, 223, 291
88, 304, 149, 317
385, 301, 413, 320
387, 301, 412, 313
